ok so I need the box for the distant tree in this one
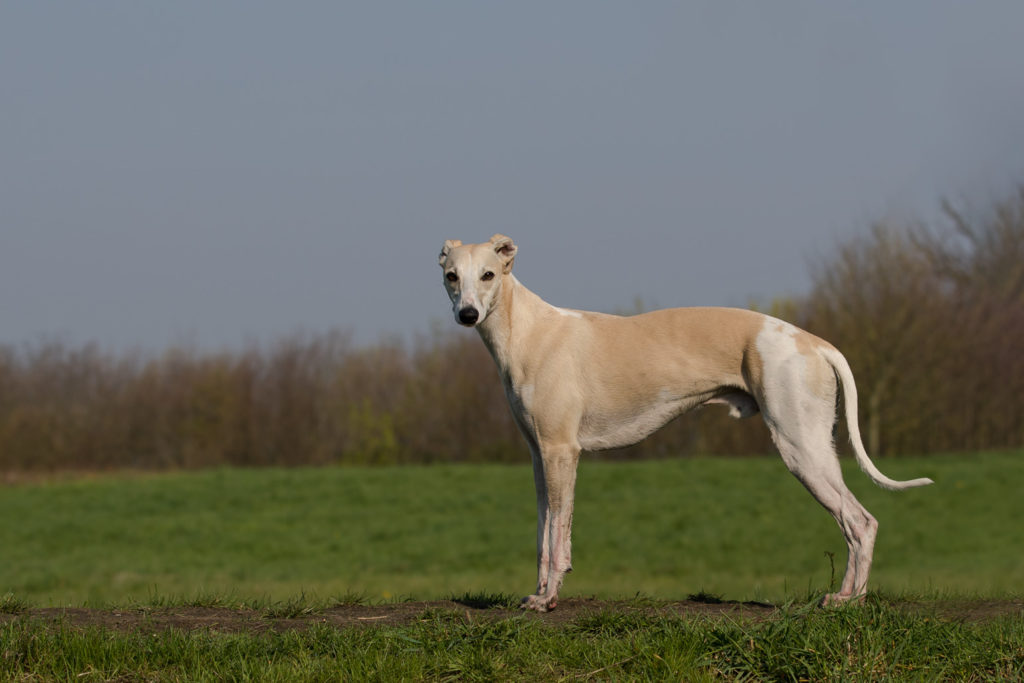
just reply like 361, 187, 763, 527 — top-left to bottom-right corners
802, 223, 940, 454
910, 190, 1024, 450
802, 186, 1024, 455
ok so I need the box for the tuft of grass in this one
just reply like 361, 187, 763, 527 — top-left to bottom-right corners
0, 592, 30, 614
330, 590, 368, 606
261, 593, 320, 619
134, 588, 242, 610
181, 591, 238, 609
624, 592, 661, 608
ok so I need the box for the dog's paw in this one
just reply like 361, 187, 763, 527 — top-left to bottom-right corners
820, 592, 866, 607
520, 594, 556, 612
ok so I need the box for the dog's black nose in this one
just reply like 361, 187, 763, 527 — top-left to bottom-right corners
458, 307, 479, 325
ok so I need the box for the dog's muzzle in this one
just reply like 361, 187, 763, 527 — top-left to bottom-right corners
458, 307, 480, 326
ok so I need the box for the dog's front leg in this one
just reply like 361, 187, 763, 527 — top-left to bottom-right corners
521, 443, 579, 612
528, 447, 551, 599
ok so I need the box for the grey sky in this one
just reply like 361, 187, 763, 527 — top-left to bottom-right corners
3, 2, 1023, 351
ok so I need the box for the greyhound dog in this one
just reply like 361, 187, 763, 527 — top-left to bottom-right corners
439, 234, 932, 611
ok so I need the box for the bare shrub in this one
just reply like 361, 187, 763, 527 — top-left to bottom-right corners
0, 189, 1020, 471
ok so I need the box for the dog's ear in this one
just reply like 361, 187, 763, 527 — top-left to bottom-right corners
490, 234, 517, 273
439, 239, 462, 267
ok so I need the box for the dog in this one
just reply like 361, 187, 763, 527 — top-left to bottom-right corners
439, 234, 932, 611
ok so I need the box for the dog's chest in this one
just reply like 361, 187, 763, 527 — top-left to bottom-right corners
502, 379, 535, 419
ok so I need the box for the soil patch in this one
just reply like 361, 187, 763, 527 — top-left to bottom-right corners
0, 597, 774, 634
2, 597, 1019, 634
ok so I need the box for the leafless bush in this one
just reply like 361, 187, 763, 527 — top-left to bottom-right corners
800, 187, 1024, 455
0, 328, 522, 472
0, 189, 1020, 472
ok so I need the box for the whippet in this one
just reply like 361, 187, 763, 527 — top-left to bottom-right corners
439, 234, 932, 611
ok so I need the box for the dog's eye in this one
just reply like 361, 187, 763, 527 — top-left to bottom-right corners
481, 271, 495, 281
446, 272, 458, 283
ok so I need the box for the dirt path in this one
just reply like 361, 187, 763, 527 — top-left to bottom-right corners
0, 598, 772, 634
2, 597, 1020, 634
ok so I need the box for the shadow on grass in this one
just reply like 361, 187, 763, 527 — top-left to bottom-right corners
687, 590, 777, 610
450, 591, 520, 610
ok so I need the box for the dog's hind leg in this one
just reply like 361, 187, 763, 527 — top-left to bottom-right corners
773, 431, 878, 604
760, 365, 878, 604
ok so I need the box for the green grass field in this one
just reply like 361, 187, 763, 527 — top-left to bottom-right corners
2, 453, 1023, 680
2, 451, 1021, 606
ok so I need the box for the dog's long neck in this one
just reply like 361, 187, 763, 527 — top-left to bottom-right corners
475, 274, 547, 379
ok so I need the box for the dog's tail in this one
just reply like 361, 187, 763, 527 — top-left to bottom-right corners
822, 347, 934, 491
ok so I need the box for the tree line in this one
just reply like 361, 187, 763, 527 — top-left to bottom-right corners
1, 188, 1021, 472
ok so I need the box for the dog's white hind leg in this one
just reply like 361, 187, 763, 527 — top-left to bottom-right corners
760, 357, 878, 605
522, 443, 579, 612
772, 430, 878, 604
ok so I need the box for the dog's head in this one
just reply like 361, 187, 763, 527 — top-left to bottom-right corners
438, 234, 517, 327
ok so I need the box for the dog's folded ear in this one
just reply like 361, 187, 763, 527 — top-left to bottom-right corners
439, 239, 463, 266
490, 234, 517, 273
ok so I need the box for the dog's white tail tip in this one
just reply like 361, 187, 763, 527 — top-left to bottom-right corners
878, 476, 934, 491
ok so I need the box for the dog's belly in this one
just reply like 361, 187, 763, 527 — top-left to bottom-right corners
577, 395, 698, 451
575, 387, 759, 451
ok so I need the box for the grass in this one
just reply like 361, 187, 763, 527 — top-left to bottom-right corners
1, 597, 1022, 680
3, 451, 1024, 607
1, 452, 1023, 606
0, 593, 29, 615
1, 454, 1022, 679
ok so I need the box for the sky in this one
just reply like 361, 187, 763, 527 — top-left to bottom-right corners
2, 2, 1023, 352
